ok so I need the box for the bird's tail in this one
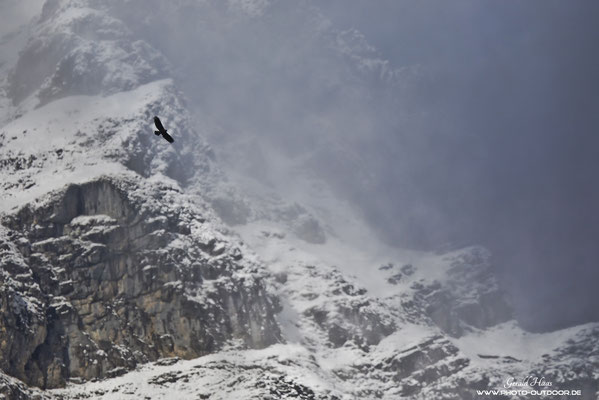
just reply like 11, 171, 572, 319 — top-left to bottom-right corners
154, 131, 161, 136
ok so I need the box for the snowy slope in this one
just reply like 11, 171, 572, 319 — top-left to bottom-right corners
0, 1, 598, 400
43, 221, 599, 399
1, 80, 170, 211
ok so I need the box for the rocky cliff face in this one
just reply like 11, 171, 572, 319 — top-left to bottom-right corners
0, 1, 286, 390
0, 177, 280, 389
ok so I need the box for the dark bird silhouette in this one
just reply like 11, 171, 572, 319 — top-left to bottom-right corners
154, 116, 174, 143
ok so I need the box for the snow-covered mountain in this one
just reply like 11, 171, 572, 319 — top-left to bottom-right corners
0, 1, 598, 399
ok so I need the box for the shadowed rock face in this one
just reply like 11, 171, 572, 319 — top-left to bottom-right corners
412, 248, 513, 338
0, 177, 281, 389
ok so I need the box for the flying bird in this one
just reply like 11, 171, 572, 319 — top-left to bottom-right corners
153, 116, 174, 143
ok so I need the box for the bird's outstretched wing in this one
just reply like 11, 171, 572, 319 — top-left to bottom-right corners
153, 116, 174, 143
154, 116, 166, 133
162, 131, 174, 143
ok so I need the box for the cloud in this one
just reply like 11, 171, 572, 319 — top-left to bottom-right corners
4, 0, 599, 332
317, 0, 599, 331
130, 0, 599, 331
0, 0, 42, 36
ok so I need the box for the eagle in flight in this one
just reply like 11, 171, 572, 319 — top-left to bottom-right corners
154, 116, 174, 143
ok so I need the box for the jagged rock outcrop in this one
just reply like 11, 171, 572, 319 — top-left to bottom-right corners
284, 264, 396, 351
420, 248, 513, 337
0, 177, 281, 388
335, 334, 470, 398
380, 247, 513, 337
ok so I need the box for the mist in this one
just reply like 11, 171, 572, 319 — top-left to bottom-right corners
314, 0, 599, 331
149, 0, 599, 332
2, 0, 598, 333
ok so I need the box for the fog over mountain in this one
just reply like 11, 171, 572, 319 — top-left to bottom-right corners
315, 0, 599, 332
98, 0, 599, 332
2, 0, 598, 333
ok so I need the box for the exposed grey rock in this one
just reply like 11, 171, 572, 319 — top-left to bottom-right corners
0, 370, 48, 400
0, 177, 281, 388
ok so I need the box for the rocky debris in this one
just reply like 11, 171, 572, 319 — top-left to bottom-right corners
153, 357, 180, 367
256, 375, 340, 400
148, 370, 188, 386
0, 177, 281, 389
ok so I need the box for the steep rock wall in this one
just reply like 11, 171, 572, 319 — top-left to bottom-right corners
0, 177, 281, 388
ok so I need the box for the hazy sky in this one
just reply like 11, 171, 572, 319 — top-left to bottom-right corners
316, 0, 599, 331
2, 0, 598, 332
0, 0, 40, 34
